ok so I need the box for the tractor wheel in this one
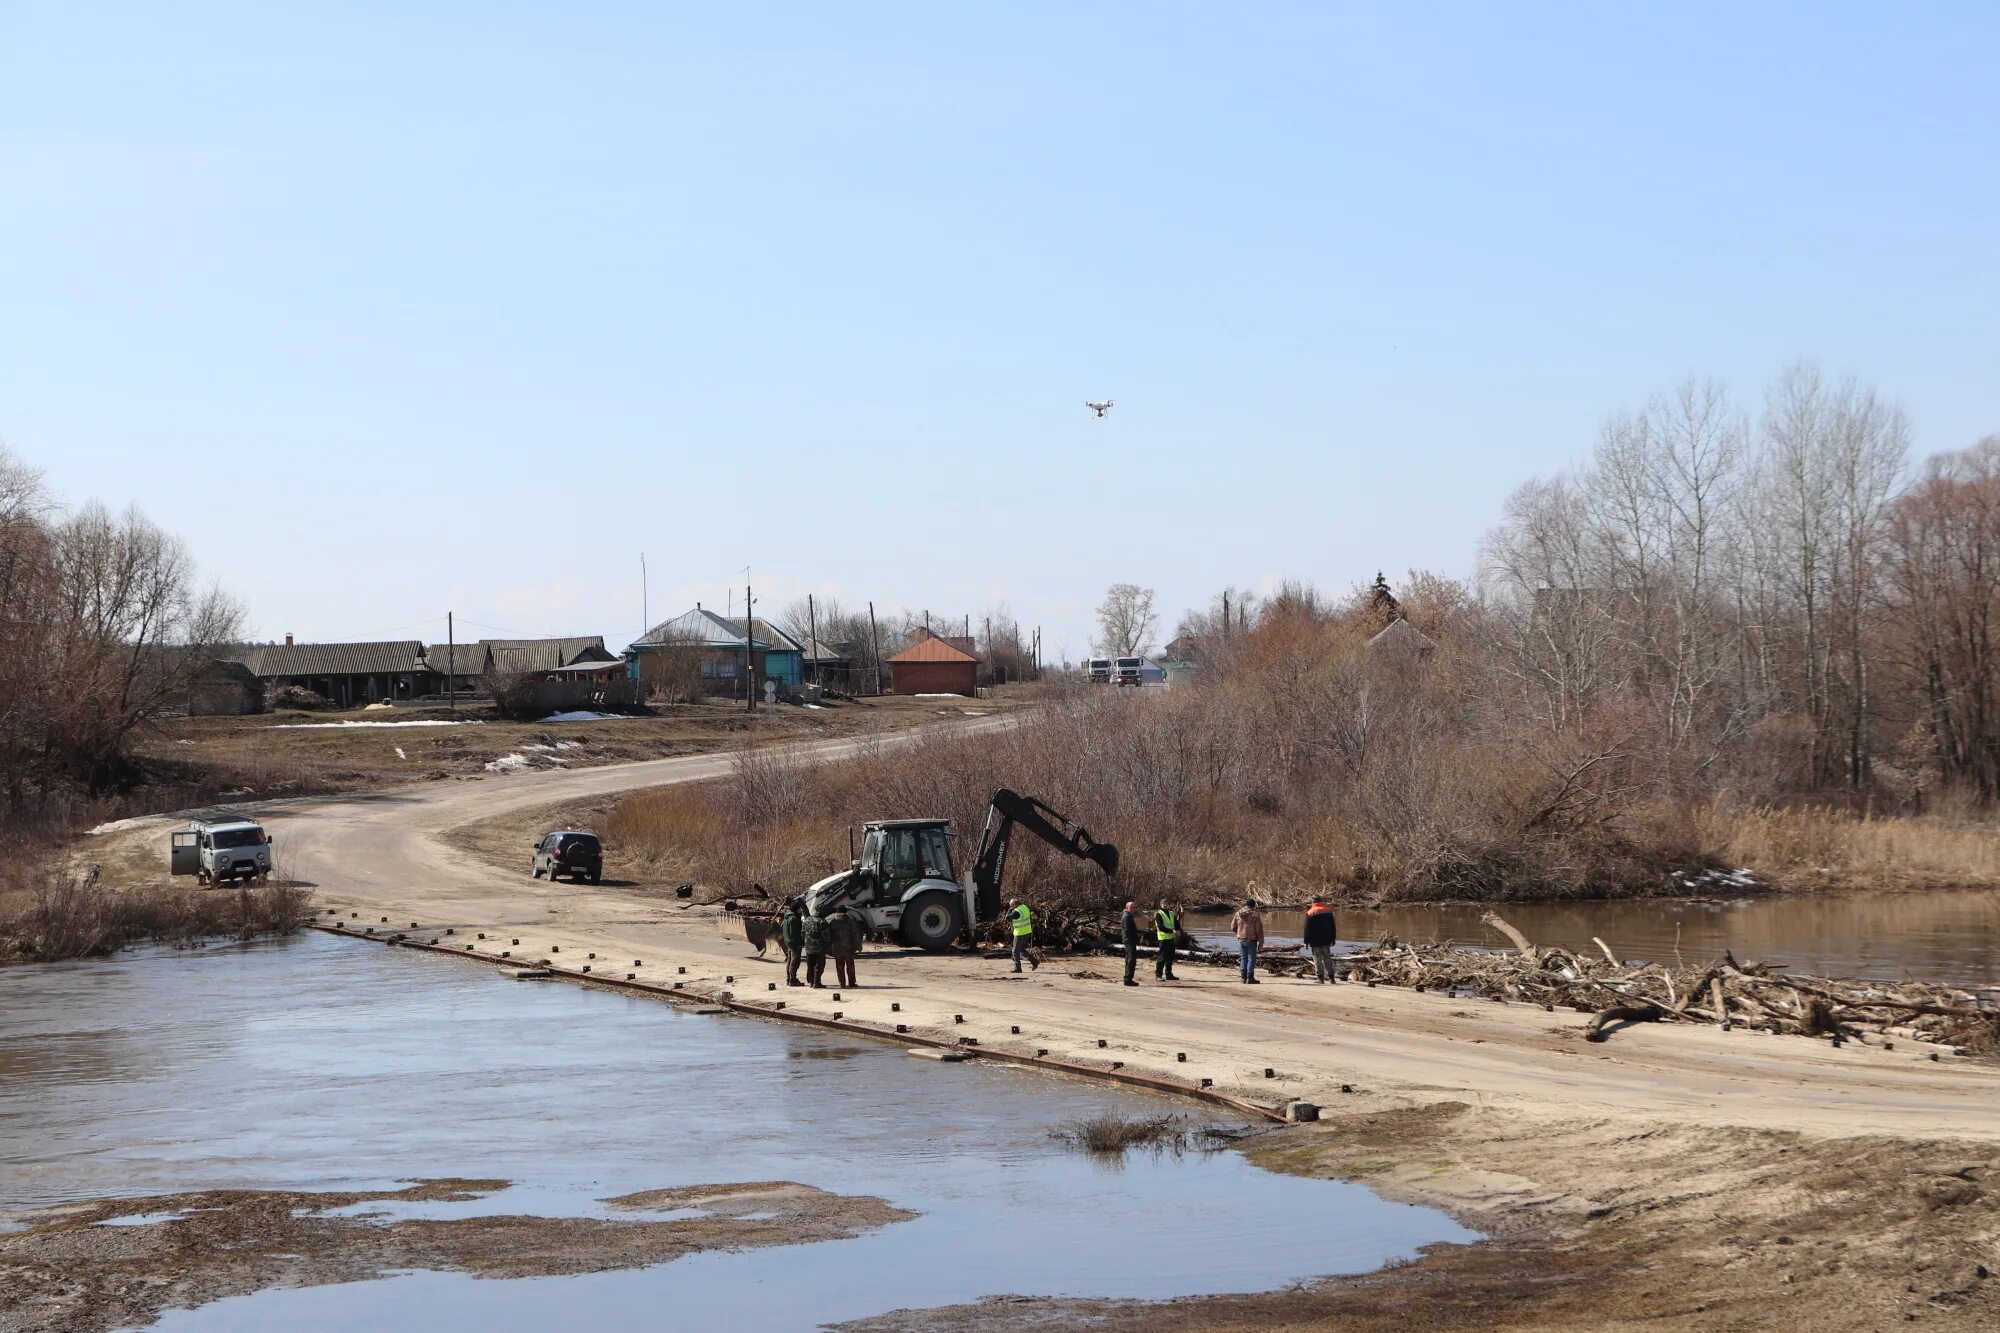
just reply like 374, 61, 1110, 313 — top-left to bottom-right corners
900, 891, 964, 952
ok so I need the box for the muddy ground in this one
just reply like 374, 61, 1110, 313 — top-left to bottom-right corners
0, 1177, 912, 1333
846, 1104, 2000, 1331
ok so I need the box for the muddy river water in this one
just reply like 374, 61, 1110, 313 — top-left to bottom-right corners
1190, 889, 2000, 986
0, 932, 1473, 1330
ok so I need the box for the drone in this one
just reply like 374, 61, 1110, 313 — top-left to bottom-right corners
1084, 400, 1114, 418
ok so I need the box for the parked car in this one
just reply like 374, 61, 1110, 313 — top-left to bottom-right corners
531, 830, 603, 883
169, 819, 273, 885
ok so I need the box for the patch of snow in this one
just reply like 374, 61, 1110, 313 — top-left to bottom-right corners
521, 741, 585, 754
484, 753, 530, 772
218, 788, 256, 799
269, 720, 484, 730
395, 747, 406, 760
803, 703, 825, 710
542, 710, 626, 723
915, 694, 969, 699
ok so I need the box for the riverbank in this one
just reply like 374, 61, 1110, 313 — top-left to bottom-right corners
851, 1103, 2000, 1330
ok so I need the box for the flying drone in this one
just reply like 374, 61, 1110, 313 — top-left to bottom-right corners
1084, 400, 1114, 418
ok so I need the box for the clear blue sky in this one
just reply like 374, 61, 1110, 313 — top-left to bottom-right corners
3, 3, 1994, 659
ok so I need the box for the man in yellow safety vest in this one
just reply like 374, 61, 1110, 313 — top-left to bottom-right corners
1007, 898, 1041, 973
1154, 900, 1181, 981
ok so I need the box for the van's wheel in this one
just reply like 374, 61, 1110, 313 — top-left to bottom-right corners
900, 891, 964, 952
588, 869, 601, 884
531, 865, 543, 879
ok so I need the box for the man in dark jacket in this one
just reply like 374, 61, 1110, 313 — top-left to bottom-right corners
1302, 896, 1338, 983
801, 908, 830, 988
827, 906, 861, 989
1119, 900, 1141, 985
779, 898, 806, 987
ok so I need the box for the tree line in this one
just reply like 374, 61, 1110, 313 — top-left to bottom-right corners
0, 447, 240, 817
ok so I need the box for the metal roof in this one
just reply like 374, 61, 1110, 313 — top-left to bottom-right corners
1367, 618, 1437, 653
235, 641, 426, 679
887, 636, 979, 664
721, 617, 803, 654
631, 608, 775, 651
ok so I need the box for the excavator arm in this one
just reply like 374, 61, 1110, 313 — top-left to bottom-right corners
967, 788, 1119, 924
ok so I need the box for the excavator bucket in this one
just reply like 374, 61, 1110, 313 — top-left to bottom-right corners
1081, 838, 1119, 879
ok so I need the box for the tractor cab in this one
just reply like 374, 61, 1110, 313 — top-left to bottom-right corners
852, 819, 956, 906
801, 816, 968, 950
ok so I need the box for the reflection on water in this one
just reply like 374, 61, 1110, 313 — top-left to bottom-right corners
1190, 889, 2000, 985
0, 933, 1474, 1331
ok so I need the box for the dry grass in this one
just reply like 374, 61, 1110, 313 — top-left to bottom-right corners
1707, 803, 2000, 890
0, 863, 315, 962
600, 666, 2000, 910
1049, 1114, 1208, 1157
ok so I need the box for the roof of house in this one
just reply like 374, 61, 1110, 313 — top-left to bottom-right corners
199, 658, 261, 685
477, 637, 608, 672
907, 627, 978, 656
888, 636, 979, 665
424, 644, 492, 676
797, 634, 852, 663
721, 618, 804, 654
546, 658, 627, 675
631, 608, 775, 651
235, 641, 427, 679
1367, 618, 1437, 653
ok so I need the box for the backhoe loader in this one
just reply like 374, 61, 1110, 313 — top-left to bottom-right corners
792, 789, 1118, 950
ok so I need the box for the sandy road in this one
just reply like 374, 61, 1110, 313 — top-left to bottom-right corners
169, 725, 2000, 1147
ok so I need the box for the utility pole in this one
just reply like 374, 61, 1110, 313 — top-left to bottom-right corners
807, 593, 819, 690
745, 578, 755, 713
640, 553, 648, 639
1222, 590, 1230, 643
447, 610, 454, 712
868, 600, 882, 696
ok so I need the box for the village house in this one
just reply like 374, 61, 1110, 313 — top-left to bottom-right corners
233, 637, 429, 709
886, 634, 979, 696
625, 608, 803, 698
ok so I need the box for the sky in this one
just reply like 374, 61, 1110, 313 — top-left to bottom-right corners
2, 3, 1994, 661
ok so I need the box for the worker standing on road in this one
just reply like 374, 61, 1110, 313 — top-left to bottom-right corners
1153, 900, 1180, 980
1120, 900, 1140, 986
1006, 898, 1040, 973
1303, 896, 1338, 983
1231, 899, 1265, 984
780, 898, 806, 987
828, 905, 860, 989
802, 906, 830, 988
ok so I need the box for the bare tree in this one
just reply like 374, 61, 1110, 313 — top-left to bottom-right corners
1095, 583, 1157, 657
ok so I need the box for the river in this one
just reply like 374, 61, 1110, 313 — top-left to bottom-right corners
1188, 889, 2000, 986
0, 932, 1474, 1331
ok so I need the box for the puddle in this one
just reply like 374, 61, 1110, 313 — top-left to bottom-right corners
0, 933, 1475, 1329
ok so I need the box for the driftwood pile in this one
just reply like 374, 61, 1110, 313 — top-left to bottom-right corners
1175, 910, 1997, 1052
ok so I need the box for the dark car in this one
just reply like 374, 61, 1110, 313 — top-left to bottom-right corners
531, 830, 603, 883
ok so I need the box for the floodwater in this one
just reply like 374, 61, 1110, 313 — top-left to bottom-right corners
0, 933, 1474, 1331
1188, 889, 2000, 986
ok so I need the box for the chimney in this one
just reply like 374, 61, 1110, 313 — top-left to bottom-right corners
285, 633, 294, 646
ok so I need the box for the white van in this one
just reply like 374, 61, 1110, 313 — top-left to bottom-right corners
170, 819, 273, 885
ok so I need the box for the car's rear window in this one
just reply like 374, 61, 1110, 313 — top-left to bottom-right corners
560, 834, 600, 855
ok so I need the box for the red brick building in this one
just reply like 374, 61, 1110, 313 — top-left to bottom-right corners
886, 635, 979, 696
